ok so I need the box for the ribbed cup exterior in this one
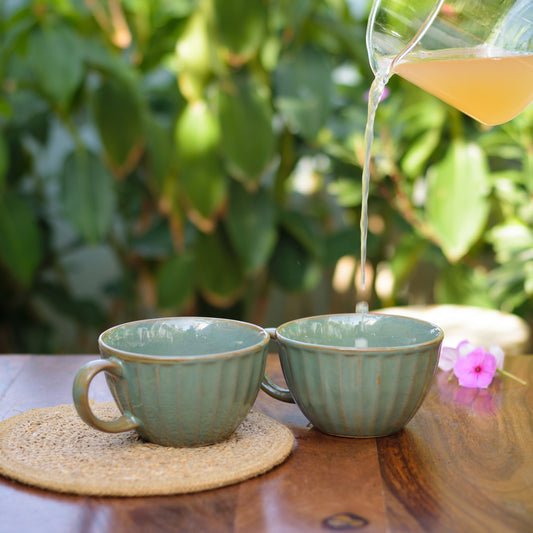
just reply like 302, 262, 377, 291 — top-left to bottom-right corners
102, 345, 267, 447
278, 343, 439, 437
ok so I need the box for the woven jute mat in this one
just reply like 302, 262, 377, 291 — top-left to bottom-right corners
0, 402, 294, 496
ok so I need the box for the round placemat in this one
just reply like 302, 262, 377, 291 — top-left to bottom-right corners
0, 402, 294, 496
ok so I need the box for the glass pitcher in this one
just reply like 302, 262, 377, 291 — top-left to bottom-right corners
366, 0, 533, 125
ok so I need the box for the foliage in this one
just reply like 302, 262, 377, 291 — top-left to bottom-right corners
0, 0, 531, 352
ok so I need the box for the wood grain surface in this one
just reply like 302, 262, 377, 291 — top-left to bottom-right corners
0, 354, 531, 533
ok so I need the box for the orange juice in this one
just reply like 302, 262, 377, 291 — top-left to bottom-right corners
393, 49, 533, 125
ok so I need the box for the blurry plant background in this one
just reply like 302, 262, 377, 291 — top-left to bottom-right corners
1, 0, 532, 353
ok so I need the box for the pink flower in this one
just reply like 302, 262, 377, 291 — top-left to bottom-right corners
438, 339, 526, 387
439, 341, 502, 372
436, 370, 502, 415
453, 347, 497, 388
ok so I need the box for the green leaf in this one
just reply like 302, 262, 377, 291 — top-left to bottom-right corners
144, 115, 176, 192
269, 232, 321, 292
153, 0, 197, 19
157, 253, 195, 309
0, 133, 7, 193
323, 227, 360, 266
27, 24, 83, 109
274, 46, 333, 139
0, 97, 11, 117
0, 14, 34, 77
389, 233, 429, 288
194, 228, 244, 306
217, 73, 275, 182
91, 78, 144, 177
175, 8, 213, 77
397, 91, 447, 136
80, 36, 135, 85
487, 221, 533, 263
176, 102, 226, 222
131, 218, 175, 258
0, 192, 42, 287
484, 222, 533, 311
175, 8, 215, 101
327, 177, 362, 207
400, 128, 441, 178
176, 101, 220, 158
37, 281, 105, 327
435, 264, 494, 308
426, 140, 490, 262
279, 210, 323, 258
277, 0, 314, 30
179, 154, 227, 223
488, 254, 533, 312
213, 0, 266, 60
60, 151, 116, 244
226, 182, 277, 274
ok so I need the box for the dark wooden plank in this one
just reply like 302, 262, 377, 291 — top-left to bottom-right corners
0, 355, 31, 399
232, 429, 387, 532
0, 355, 112, 420
0, 481, 94, 533
1, 354, 531, 533
378, 356, 533, 532
243, 355, 388, 532
0, 355, 115, 533
0, 354, 387, 533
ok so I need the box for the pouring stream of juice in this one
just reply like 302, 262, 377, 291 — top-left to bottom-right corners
356, 73, 390, 347
356, 0, 445, 329
359, 74, 388, 294
356, 4, 533, 344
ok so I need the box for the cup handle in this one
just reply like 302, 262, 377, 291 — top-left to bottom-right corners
72, 359, 140, 433
260, 328, 295, 403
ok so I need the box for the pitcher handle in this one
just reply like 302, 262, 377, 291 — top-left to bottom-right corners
260, 328, 295, 403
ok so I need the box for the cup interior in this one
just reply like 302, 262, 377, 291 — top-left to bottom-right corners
100, 317, 268, 358
277, 313, 442, 350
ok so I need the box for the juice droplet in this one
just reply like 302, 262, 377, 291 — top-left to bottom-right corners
355, 301, 369, 315
354, 337, 369, 348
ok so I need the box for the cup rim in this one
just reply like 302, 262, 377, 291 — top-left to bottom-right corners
274, 312, 444, 353
98, 316, 270, 362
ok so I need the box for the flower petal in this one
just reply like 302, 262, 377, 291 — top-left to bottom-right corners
482, 351, 497, 374
438, 347, 458, 371
456, 370, 482, 388
453, 349, 497, 388
475, 369, 495, 389
489, 344, 505, 369
462, 347, 487, 367
454, 356, 478, 387
457, 340, 476, 357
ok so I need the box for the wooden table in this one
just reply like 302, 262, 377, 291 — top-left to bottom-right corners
0, 354, 532, 533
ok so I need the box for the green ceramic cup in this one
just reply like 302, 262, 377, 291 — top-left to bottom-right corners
73, 317, 269, 447
261, 313, 443, 437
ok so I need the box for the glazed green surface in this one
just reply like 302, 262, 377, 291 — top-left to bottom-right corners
74, 317, 268, 446
101, 317, 268, 357
278, 313, 442, 349
267, 314, 443, 437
